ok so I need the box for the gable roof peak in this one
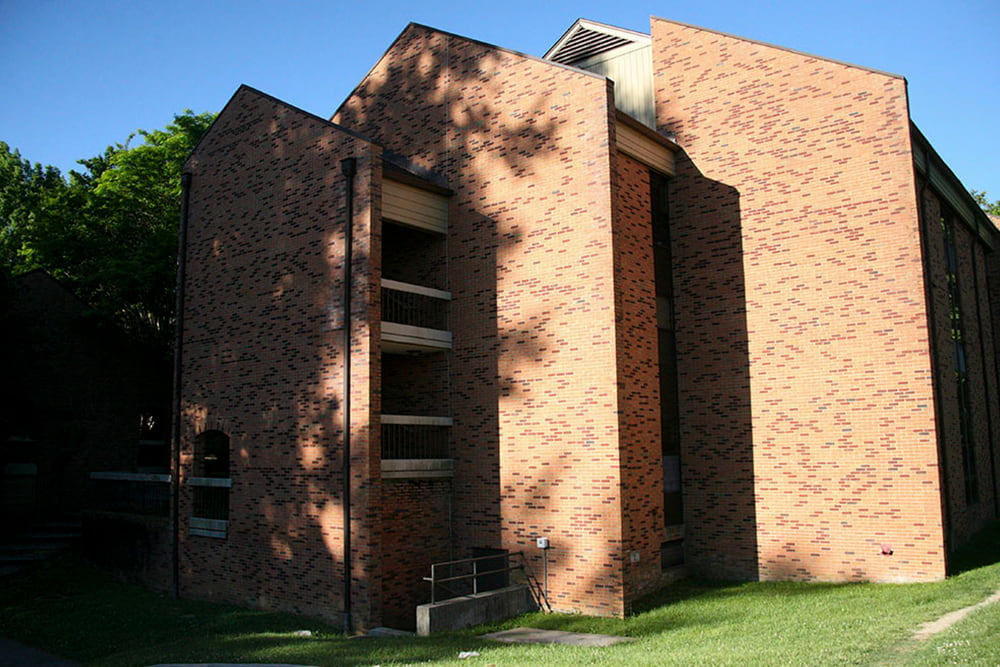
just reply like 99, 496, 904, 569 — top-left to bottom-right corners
545, 18, 650, 65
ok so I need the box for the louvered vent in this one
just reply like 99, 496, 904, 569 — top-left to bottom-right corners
548, 27, 634, 64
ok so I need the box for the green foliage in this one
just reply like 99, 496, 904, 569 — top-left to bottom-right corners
970, 189, 1000, 218
0, 142, 64, 268
1, 110, 215, 355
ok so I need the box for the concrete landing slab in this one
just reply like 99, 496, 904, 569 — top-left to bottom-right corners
482, 627, 636, 647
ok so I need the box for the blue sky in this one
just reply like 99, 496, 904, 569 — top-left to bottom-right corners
2, 0, 998, 198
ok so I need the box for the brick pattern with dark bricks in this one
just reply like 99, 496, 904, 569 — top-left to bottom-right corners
380, 478, 452, 629
918, 180, 1000, 546
335, 24, 663, 616
611, 151, 668, 603
177, 19, 1000, 627
181, 87, 383, 626
652, 17, 955, 582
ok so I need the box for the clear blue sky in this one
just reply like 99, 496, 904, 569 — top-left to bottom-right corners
2, 0, 998, 198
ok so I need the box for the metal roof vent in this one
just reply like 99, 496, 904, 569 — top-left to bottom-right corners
545, 19, 650, 65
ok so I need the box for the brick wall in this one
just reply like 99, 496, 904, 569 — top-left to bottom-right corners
2, 270, 169, 516
652, 17, 945, 582
611, 151, 667, 602
382, 353, 450, 415
335, 25, 649, 616
382, 220, 447, 288
180, 86, 383, 626
918, 179, 1000, 548
380, 478, 452, 629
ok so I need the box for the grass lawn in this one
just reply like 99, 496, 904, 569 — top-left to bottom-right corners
1, 522, 998, 666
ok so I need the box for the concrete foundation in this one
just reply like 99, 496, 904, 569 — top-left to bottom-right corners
416, 585, 535, 635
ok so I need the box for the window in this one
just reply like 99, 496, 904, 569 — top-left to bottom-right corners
136, 409, 169, 472
651, 172, 684, 529
189, 430, 231, 538
942, 214, 978, 504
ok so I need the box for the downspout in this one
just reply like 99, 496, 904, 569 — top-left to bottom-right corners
340, 156, 357, 634
916, 152, 952, 562
170, 172, 192, 599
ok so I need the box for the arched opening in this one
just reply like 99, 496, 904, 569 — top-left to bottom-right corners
189, 430, 230, 538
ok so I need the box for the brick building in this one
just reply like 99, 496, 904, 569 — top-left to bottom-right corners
2, 269, 170, 522
175, 17, 1000, 629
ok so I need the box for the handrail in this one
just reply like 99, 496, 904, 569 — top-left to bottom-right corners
90, 471, 171, 483
426, 565, 513, 586
423, 551, 524, 603
381, 278, 451, 300
382, 421, 449, 459
382, 283, 448, 330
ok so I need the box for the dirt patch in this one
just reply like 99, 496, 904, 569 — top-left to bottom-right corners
910, 588, 1000, 641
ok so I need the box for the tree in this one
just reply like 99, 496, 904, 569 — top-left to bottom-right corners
970, 189, 1000, 218
0, 142, 65, 269
2, 110, 215, 356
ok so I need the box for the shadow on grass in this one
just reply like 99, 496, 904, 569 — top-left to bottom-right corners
948, 519, 1000, 575
0, 553, 507, 667
5, 524, 1000, 667
102, 633, 491, 667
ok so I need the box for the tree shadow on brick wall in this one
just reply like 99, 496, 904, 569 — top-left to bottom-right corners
332, 23, 576, 624
332, 21, 760, 619
667, 150, 758, 581
182, 21, 740, 631
178, 86, 387, 625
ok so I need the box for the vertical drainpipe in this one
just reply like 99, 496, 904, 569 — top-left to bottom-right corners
340, 156, 357, 634
171, 172, 192, 599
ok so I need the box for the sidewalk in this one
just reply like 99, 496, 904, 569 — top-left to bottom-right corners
0, 639, 321, 667
0, 638, 79, 667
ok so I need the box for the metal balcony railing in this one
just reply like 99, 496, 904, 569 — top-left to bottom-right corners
382, 415, 452, 459
381, 279, 449, 330
189, 477, 231, 521
88, 472, 170, 516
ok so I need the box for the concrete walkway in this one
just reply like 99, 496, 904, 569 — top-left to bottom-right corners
0, 638, 79, 667
0, 639, 326, 667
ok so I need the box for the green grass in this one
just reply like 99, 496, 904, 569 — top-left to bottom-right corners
1, 522, 998, 666
899, 598, 1000, 666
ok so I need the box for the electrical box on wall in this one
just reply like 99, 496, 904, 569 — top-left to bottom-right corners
536, 537, 550, 550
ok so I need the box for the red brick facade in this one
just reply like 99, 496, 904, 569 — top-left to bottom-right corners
917, 177, 1000, 547
176, 17, 1000, 628
181, 88, 383, 625
611, 151, 668, 602
652, 17, 953, 582
334, 25, 650, 617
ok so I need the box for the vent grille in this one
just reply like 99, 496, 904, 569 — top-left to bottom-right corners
548, 27, 634, 64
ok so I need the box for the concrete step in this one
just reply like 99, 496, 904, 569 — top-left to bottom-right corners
0, 514, 82, 577
2, 540, 72, 551
23, 530, 80, 540
0, 550, 54, 563
33, 519, 83, 532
